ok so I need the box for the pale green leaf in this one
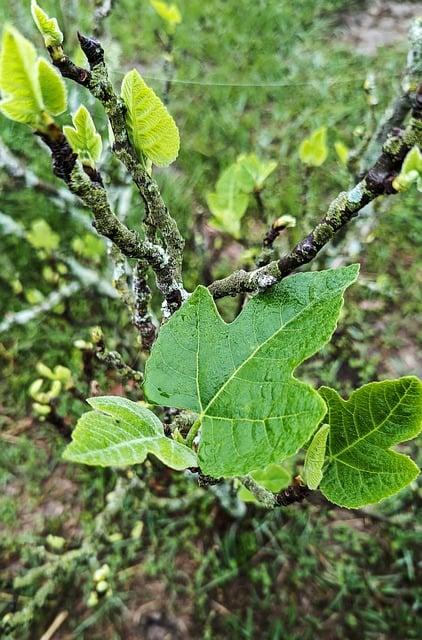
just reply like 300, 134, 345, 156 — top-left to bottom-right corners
237, 153, 277, 190
299, 126, 328, 167
402, 145, 422, 174
37, 57, 67, 116
206, 191, 249, 238
0, 25, 43, 125
207, 163, 251, 237
25, 288, 44, 304
216, 161, 250, 195
121, 69, 180, 166
303, 423, 329, 489
239, 463, 290, 503
31, 0, 64, 48
392, 146, 422, 192
150, 1, 182, 27
334, 141, 349, 165
319, 377, 422, 508
27, 219, 60, 251
144, 265, 359, 477
63, 396, 197, 469
64, 105, 102, 166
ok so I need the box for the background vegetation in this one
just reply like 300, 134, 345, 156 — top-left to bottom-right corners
0, 1, 421, 638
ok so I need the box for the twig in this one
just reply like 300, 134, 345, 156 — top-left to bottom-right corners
132, 261, 157, 351
209, 86, 422, 299
253, 189, 266, 219
109, 243, 135, 311
96, 349, 143, 382
256, 216, 295, 267
239, 475, 309, 509
38, 127, 171, 274
46, 33, 186, 313
40, 611, 69, 640
93, 0, 116, 39
156, 31, 175, 105
360, 17, 422, 173
91, 327, 143, 381
0, 281, 80, 334
0, 139, 92, 229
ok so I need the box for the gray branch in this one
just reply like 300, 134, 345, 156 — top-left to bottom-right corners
209, 87, 422, 299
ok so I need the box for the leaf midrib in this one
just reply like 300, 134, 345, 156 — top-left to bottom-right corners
68, 434, 164, 458
328, 383, 414, 461
198, 290, 337, 421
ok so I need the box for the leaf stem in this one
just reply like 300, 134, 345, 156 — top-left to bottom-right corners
185, 417, 202, 448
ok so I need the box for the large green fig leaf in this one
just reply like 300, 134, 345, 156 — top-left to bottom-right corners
64, 105, 102, 167
0, 26, 43, 125
121, 68, 180, 166
144, 265, 359, 477
63, 396, 197, 469
319, 377, 422, 508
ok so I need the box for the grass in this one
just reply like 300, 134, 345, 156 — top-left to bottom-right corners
0, 0, 421, 638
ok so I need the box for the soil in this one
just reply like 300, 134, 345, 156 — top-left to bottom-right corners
339, 0, 422, 55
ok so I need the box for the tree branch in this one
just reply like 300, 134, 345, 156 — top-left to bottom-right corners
93, 0, 116, 39
209, 86, 422, 299
38, 126, 171, 273
360, 17, 422, 173
47, 32, 186, 313
132, 261, 157, 351
239, 475, 310, 509
91, 327, 143, 382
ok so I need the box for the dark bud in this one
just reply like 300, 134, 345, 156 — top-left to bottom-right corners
77, 32, 104, 67
83, 164, 104, 186
366, 168, 389, 194
275, 483, 309, 507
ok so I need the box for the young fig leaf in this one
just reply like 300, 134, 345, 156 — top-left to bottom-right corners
392, 146, 422, 193
121, 68, 180, 166
63, 396, 197, 470
0, 26, 43, 125
334, 141, 349, 165
64, 105, 102, 167
206, 163, 251, 238
31, 0, 64, 48
37, 57, 67, 116
27, 219, 60, 252
237, 153, 277, 190
299, 126, 328, 167
238, 464, 290, 503
319, 377, 422, 508
0, 26, 67, 126
303, 423, 329, 489
150, 1, 182, 29
144, 265, 359, 477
